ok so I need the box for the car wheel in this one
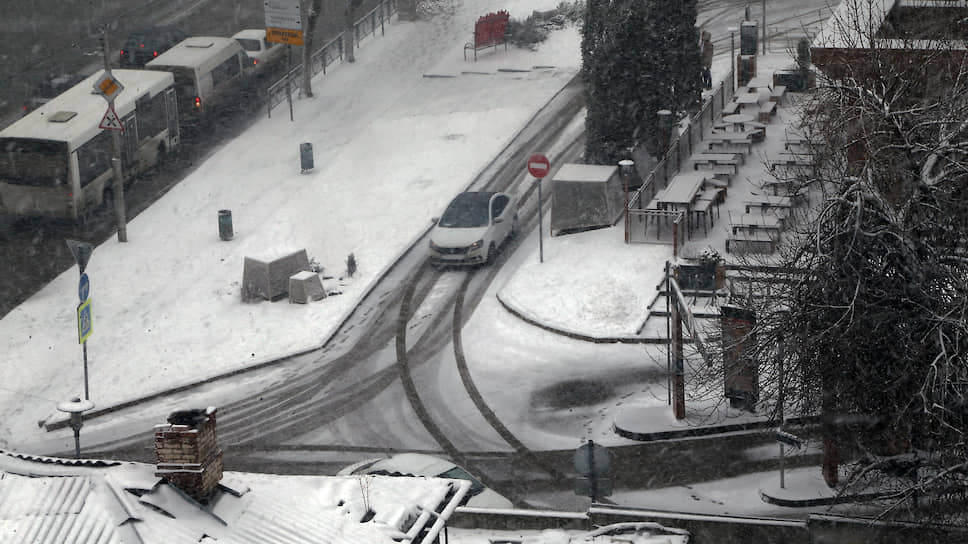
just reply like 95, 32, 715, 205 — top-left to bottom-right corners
485, 242, 497, 265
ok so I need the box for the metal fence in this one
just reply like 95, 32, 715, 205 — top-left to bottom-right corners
627, 70, 736, 248
266, 0, 398, 116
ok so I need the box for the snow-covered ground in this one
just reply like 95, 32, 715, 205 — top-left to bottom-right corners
0, 0, 583, 446
0, 0, 843, 529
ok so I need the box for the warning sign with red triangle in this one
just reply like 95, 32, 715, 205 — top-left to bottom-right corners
99, 105, 124, 132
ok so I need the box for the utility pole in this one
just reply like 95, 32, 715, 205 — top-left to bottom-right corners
100, 30, 127, 242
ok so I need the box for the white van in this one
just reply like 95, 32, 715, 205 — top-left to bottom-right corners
145, 36, 247, 128
231, 29, 284, 72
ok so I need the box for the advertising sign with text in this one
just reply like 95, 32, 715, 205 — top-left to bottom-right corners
265, 0, 303, 45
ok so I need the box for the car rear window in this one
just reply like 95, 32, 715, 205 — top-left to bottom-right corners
236, 38, 262, 52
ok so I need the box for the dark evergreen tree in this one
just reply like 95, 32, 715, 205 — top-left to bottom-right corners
665, 0, 702, 115
582, 0, 703, 164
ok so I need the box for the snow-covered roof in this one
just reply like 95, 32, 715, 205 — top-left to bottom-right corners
812, 0, 968, 52
552, 163, 619, 183
0, 450, 470, 544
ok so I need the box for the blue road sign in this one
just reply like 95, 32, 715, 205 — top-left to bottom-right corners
79, 273, 90, 302
77, 299, 93, 344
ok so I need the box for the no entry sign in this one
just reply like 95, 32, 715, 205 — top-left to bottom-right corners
527, 153, 550, 178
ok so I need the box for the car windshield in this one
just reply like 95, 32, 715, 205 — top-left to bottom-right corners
438, 193, 492, 228
437, 466, 485, 496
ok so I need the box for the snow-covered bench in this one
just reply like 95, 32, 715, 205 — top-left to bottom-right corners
758, 101, 778, 123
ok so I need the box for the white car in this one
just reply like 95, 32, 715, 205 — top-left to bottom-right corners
231, 29, 284, 71
429, 191, 518, 266
336, 453, 514, 509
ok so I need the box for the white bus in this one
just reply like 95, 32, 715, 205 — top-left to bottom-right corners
145, 36, 248, 129
0, 69, 179, 221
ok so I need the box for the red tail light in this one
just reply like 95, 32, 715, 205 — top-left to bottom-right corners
153, 51, 159, 57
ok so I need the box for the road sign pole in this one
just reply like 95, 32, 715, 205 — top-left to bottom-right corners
286, 45, 294, 122
527, 154, 551, 264
101, 30, 127, 242
537, 180, 544, 263
588, 439, 598, 503
82, 341, 90, 400
76, 272, 93, 401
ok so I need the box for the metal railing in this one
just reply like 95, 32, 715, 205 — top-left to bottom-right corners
627, 70, 736, 247
266, 0, 398, 116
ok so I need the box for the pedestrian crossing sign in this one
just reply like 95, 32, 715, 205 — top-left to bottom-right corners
99, 105, 124, 132
77, 298, 93, 344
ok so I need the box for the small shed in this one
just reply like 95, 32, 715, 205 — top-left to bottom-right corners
550, 163, 625, 235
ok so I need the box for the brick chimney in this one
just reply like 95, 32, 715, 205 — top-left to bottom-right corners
154, 407, 223, 503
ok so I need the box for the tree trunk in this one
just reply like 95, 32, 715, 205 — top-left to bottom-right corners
301, 0, 324, 97
344, 0, 355, 63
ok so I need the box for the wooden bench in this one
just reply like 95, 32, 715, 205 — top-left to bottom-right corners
705, 177, 728, 197
464, 11, 510, 61
691, 198, 716, 236
692, 152, 745, 168
783, 135, 814, 150
770, 85, 787, 104
722, 101, 740, 116
726, 230, 777, 254
744, 195, 792, 214
707, 133, 753, 153
708, 165, 735, 183
758, 101, 778, 123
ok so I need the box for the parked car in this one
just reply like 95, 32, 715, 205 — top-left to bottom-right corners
120, 26, 187, 67
336, 453, 514, 509
429, 191, 518, 266
231, 29, 285, 72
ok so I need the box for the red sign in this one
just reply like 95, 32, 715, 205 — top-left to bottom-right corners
473, 11, 510, 48
527, 154, 550, 178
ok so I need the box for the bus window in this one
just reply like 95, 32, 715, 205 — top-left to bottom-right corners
76, 131, 112, 188
211, 55, 241, 88
137, 93, 167, 143
0, 139, 69, 187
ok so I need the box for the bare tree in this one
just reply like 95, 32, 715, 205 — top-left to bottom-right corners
343, 0, 364, 63
688, 0, 968, 524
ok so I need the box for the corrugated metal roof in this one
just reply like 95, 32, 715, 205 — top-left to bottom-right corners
0, 450, 469, 544
0, 473, 134, 544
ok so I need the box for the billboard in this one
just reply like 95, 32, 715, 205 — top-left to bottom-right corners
265, 0, 304, 45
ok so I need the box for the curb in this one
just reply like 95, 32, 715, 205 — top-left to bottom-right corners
495, 292, 666, 344
612, 415, 820, 442
759, 488, 892, 508
45, 224, 434, 434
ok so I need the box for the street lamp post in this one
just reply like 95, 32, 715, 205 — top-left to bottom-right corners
57, 397, 95, 459
619, 159, 635, 244
728, 27, 738, 92
762, 0, 768, 54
